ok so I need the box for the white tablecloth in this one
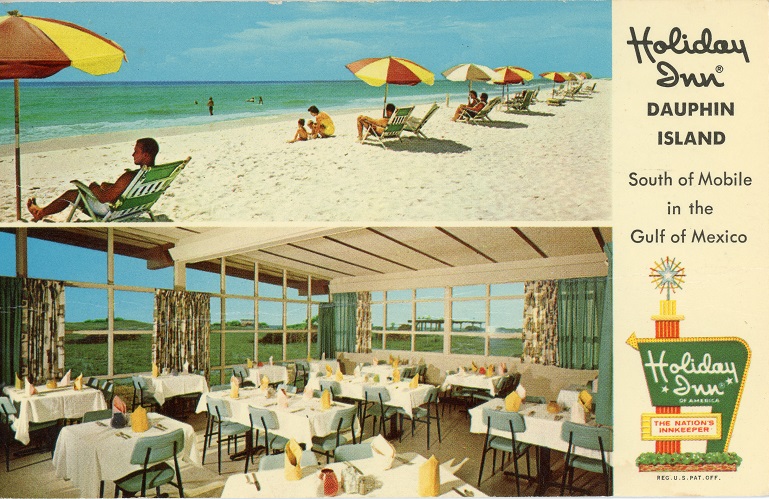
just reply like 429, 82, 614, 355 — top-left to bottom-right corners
196, 389, 358, 447
142, 373, 209, 405
307, 376, 432, 416
248, 365, 289, 385
3, 385, 107, 445
468, 398, 612, 464
52, 413, 200, 498
221, 452, 486, 498
442, 373, 503, 395
556, 385, 588, 409
360, 365, 408, 379
308, 360, 340, 374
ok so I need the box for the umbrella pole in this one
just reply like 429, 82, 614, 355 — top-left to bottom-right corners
14, 79, 21, 221
383, 83, 388, 118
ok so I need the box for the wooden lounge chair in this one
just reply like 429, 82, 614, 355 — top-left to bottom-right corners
403, 103, 439, 139
361, 106, 414, 149
505, 90, 534, 112
66, 157, 191, 222
459, 96, 502, 124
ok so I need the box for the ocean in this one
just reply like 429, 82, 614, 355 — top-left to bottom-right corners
0, 79, 552, 145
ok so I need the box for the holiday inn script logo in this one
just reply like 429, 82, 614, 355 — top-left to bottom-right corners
627, 259, 750, 472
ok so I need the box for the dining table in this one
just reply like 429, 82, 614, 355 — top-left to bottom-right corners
247, 365, 289, 385
306, 375, 432, 417
308, 360, 340, 375
468, 398, 612, 494
220, 451, 486, 498
360, 364, 409, 379
141, 372, 209, 405
52, 412, 200, 498
3, 384, 107, 445
196, 387, 360, 448
441, 372, 503, 396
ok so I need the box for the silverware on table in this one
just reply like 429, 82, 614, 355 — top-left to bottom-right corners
251, 472, 261, 491
452, 487, 467, 496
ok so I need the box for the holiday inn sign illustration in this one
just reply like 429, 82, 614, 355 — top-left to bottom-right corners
628, 258, 749, 472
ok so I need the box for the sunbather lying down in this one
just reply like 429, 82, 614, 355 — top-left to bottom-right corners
452, 92, 487, 121
26, 138, 159, 221
357, 103, 395, 141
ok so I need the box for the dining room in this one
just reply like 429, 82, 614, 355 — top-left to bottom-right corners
0, 226, 613, 497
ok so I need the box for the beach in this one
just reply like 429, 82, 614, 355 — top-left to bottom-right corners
0, 81, 611, 223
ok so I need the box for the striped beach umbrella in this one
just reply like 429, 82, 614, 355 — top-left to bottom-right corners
493, 66, 533, 100
346, 56, 434, 115
0, 11, 126, 220
442, 63, 497, 91
539, 71, 577, 94
577, 72, 594, 80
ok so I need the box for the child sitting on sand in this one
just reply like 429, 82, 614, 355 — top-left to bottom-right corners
288, 119, 309, 143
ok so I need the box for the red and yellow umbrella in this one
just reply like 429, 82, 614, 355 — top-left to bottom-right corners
539, 71, 576, 83
0, 11, 126, 220
346, 56, 434, 114
493, 66, 533, 100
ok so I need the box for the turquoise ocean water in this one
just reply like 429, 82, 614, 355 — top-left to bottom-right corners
0, 79, 552, 145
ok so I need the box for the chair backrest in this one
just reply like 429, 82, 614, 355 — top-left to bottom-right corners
319, 380, 342, 397
0, 396, 17, 418
561, 422, 613, 452
210, 384, 229, 392
258, 450, 318, 471
477, 97, 501, 116
334, 443, 374, 462
106, 157, 191, 222
87, 377, 100, 389
82, 409, 113, 423
363, 385, 391, 404
206, 397, 231, 420
249, 406, 280, 431
412, 103, 439, 131
499, 373, 521, 397
402, 367, 416, 378
328, 406, 357, 435
232, 365, 248, 378
133, 376, 148, 390
278, 383, 297, 394
423, 385, 440, 405
483, 408, 526, 434
130, 428, 185, 466
382, 106, 414, 137
519, 91, 534, 108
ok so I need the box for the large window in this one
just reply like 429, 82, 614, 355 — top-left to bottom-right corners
0, 231, 15, 277
370, 283, 525, 356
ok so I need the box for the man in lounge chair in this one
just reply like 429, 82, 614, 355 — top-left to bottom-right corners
356, 103, 396, 141
26, 137, 160, 221
451, 92, 487, 121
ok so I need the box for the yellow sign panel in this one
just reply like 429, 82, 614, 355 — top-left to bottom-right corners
641, 413, 722, 441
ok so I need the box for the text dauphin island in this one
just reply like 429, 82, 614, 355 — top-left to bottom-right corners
627, 27, 750, 146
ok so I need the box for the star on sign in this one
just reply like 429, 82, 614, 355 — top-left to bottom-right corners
726, 378, 733, 385
661, 386, 669, 393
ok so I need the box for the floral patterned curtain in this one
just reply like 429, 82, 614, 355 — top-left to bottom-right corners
521, 280, 558, 365
21, 279, 66, 384
153, 289, 210, 376
355, 291, 372, 353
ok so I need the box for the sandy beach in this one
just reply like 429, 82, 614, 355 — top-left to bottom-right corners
0, 81, 610, 223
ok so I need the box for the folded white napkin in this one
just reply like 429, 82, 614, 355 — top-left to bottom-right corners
354, 364, 361, 377
183, 361, 190, 373
571, 402, 587, 424
303, 385, 314, 400
278, 388, 289, 409
25, 378, 37, 396
321, 352, 326, 360
515, 383, 526, 400
58, 369, 71, 387
269, 356, 274, 366
370, 434, 396, 470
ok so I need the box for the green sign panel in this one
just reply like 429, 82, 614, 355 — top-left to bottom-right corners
630, 335, 750, 452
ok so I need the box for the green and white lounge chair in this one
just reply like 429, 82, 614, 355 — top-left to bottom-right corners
505, 90, 534, 112
361, 106, 414, 149
459, 96, 502, 124
66, 157, 191, 222
404, 103, 439, 139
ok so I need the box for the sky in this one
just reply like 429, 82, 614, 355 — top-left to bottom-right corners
6, 1, 612, 82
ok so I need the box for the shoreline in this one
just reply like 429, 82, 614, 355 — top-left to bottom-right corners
0, 81, 612, 223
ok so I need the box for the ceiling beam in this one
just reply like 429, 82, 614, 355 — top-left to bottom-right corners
592, 227, 606, 250
169, 227, 360, 263
511, 228, 548, 258
287, 243, 385, 274
437, 228, 497, 263
366, 228, 454, 267
323, 236, 417, 271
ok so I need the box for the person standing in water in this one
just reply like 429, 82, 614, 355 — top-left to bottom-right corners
207, 96, 214, 115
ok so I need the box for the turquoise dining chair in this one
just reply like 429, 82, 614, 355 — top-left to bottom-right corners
245, 406, 289, 473
478, 408, 533, 495
113, 428, 185, 498
559, 422, 613, 496
203, 397, 251, 475
333, 442, 373, 462
311, 405, 358, 463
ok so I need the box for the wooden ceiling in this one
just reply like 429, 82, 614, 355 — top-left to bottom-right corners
12, 226, 611, 282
